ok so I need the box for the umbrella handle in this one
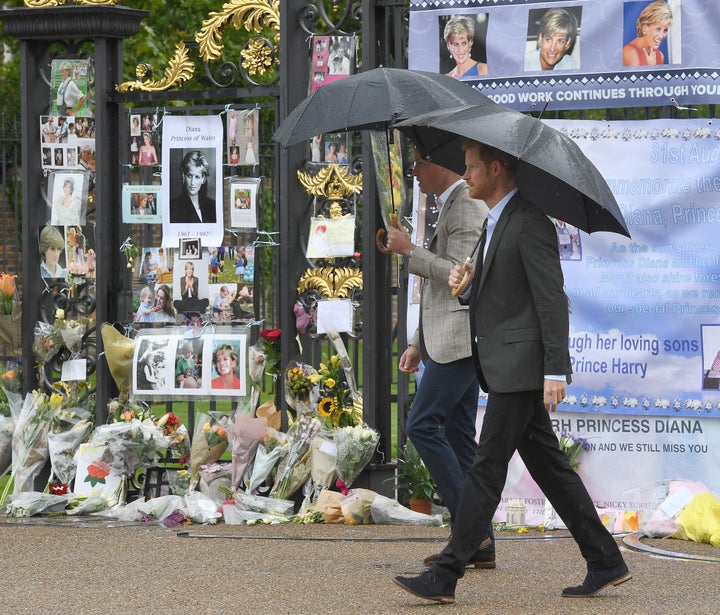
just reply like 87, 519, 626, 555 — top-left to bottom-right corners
451, 257, 473, 298
375, 214, 398, 254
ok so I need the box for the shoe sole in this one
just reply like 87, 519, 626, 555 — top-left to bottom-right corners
562, 572, 633, 598
392, 578, 455, 604
424, 558, 496, 569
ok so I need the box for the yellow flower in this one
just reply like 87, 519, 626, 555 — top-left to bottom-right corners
319, 362, 328, 373
318, 397, 335, 418
331, 355, 339, 367
55, 308, 65, 321
202, 422, 211, 431
309, 374, 323, 383
49, 392, 64, 412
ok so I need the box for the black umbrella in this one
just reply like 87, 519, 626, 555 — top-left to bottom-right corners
395, 105, 630, 238
272, 67, 499, 147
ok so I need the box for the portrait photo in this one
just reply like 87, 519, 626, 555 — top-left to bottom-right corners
701, 324, 720, 390
622, 1, 679, 67
49, 171, 87, 226
38, 225, 67, 280
173, 249, 210, 302
524, 6, 582, 72
208, 336, 247, 395
438, 13, 489, 79
323, 132, 349, 164
228, 177, 260, 229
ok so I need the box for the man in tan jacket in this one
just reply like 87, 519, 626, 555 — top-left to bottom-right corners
386, 150, 493, 567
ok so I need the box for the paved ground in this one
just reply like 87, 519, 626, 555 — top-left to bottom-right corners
0, 517, 717, 614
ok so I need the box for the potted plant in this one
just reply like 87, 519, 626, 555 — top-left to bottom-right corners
389, 439, 437, 515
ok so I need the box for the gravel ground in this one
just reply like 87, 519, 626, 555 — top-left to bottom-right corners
0, 518, 717, 614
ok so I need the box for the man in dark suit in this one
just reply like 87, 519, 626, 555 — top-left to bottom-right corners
170, 150, 216, 224
394, 140, 630, 604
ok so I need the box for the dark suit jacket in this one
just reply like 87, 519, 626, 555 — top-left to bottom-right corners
180, 276, 199, 300
170, 192, 216, 224
468, 193, 571, 393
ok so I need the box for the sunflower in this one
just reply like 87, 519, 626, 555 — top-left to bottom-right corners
318, 397, 336, 418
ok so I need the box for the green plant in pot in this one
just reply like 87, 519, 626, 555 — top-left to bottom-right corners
389, 439, 437, 514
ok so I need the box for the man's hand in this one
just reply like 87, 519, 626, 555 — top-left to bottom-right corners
399, 345, 421, 374
386, 223, 414, 258
449, 261, 473, 292
544, 379, 567, 412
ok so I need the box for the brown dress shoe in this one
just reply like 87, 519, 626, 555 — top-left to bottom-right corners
423, 537, 495, 569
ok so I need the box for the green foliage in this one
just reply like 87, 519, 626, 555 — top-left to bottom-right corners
388, 439, 437, 503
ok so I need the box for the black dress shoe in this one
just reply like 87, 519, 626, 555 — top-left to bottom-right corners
562, 562, 632, 597
393, 570, 456, 604
423, 537, 495, 569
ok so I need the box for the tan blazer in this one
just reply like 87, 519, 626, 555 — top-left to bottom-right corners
409, 182, 488, 364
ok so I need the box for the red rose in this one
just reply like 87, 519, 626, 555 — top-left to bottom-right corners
259, 328, 281, 344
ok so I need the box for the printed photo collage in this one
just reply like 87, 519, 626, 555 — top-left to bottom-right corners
132, 332, 248, 398
38, 59, 96, 284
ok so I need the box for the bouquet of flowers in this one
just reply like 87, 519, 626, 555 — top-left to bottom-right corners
33, 321, 60, 365
11, 390, 63, 494
316, 354, 363, 429
0, 272, 21, 356
230, 413, 267, 491
189, 414, 230, 489
259, 328, 281, 375
0, 362, 22, 475
272, 414, 321, 500
53, 311, 89, 355
285, 361, 321, 415
6, 491, 69, 517
157, 411, 190, 465
555, 431, 591, 469
88, 418, 171, 475
47, 404, 94, 487
100, 324, 136, 403
246, 427, 288, 493
334, 425, 379, 492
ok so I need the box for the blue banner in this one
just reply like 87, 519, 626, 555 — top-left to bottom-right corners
409, 0, 720, 112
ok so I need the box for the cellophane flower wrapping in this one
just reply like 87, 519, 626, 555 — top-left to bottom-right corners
5, 491, 69, 517
308, 433, 338, 503
189, 414, 230, 490
100, 324, 135, 402
334, 425, 379, 490
0, 366, 22, 476
57, 318, 87, 355
198, 462, 231, 501
272, 414, 321, 500
233, 490, 294, 516
88, 418, 170, 475
246, 427, 288, 493
12, 390, 62, 494
66, 482, 124, 516
284, 361, 320, 416
230, 413, 267, 491
33, 321, 59, 366
47, 406, 94, 486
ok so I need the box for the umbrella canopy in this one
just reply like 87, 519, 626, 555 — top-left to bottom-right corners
272, 67, 499, 147
395, 105, 630, 237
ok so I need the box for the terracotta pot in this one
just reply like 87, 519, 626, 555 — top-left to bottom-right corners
409, 498, 432, 515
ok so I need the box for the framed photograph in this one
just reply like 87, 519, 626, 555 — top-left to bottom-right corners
228, 177, 260, 229
122, 184, 162, 224
49, 171, 88, 226
179, 238, 201, 259
50, 58, 91, 117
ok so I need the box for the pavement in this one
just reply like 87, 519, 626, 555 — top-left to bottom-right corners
0, 517, 718, 614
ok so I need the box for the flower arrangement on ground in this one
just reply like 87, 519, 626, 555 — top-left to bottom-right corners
334, 425, 379, 494
189, 414, 230, 489
11, 390, 63, 494
273, 413, 321, 499
555, 430, 591, 469
247, 427, 288, 493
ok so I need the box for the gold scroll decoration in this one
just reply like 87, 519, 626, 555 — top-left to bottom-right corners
297, 266, 362, 300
